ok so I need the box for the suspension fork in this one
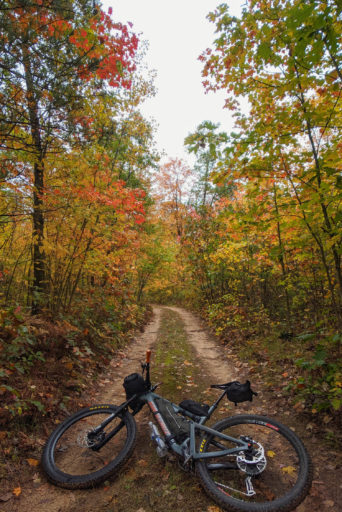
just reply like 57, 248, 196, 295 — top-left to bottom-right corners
88, 396, 138, 451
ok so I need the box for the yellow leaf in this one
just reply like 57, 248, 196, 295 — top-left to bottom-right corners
64, 361, 73, 370
13, 487, 21, 496
183, 360, 192, 366
26, 458, 39, 467
282, 466, 297, 476
176, 385, 182, 390
267, 450, 276, 458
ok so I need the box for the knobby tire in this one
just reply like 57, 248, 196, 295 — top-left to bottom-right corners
41, 404, 136, 489
196, 414, 313, 512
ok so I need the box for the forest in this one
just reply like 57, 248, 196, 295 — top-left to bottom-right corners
0, 0, 341, 477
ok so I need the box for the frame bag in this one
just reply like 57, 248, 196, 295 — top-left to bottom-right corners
155, 398, 190, 442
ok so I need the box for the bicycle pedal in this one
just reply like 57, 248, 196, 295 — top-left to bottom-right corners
245, 476, 256, 497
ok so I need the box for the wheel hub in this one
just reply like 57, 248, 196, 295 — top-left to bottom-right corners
237, 438, 267, 475
77, 429, 105, 448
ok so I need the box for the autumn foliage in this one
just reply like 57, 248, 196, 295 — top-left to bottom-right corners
0, 1, 157, 420
143, 1, 342, 416
1, 0, 342, 443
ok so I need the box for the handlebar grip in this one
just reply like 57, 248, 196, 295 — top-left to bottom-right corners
146, 350, 151, 363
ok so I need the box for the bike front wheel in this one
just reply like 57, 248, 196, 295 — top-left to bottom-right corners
196, 414, 313, 512
42, 404, 136, 489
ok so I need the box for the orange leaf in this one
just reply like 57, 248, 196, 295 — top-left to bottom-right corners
137, 459, 148, 467
13, 487, 21, 497
26, 458, 39, 467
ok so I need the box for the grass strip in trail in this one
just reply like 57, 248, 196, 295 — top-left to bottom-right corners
85, 307, 222, 512
153, 308, 210, 402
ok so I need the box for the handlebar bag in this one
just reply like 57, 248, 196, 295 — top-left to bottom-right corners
123, 373, 146, 397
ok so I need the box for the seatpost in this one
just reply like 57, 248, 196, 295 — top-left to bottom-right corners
208, 390, 227, 416
145, 349, 151, 388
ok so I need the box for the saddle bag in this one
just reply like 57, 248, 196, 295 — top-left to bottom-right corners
225, 380, 258, 406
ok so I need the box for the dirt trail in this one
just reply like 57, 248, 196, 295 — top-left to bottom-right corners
167, 306, 238, 383
4, 306, 340, 512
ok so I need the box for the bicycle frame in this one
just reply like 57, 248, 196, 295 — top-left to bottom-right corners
90, 389, 250, 461
144, 391, 249, 460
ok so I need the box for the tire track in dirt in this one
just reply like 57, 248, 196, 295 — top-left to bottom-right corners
167, 306, 238, 384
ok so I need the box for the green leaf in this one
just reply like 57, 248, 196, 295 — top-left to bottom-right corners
257, 42, 272, 60
296, 333, 316, 341
331, 398, 342, 410
336, 176, 342, 189
30, 400, 45, 412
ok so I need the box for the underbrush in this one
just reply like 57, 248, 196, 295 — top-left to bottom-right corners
0, 298, 151, 449
202, 300, 342, 426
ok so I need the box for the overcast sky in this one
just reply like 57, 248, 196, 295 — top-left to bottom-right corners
104, 1, 244, 165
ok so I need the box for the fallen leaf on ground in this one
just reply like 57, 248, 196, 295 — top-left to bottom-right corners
26, 458, 39, 466
161, 470, 170, 481
13, 487, 21, 497
282, 466, 296, 476
137, 459, 148, 467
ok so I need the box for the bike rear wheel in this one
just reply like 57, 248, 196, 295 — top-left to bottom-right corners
42, 404, 136, 489
196, 414, 313, 512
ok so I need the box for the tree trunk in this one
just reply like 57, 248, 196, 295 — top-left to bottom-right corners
32, 159, 46, 314
22, 42, 46, 313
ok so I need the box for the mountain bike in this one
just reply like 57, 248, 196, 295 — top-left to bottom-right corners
42, 350, 313, 512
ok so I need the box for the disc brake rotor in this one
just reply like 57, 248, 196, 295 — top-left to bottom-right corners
236, 439, 267, 475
